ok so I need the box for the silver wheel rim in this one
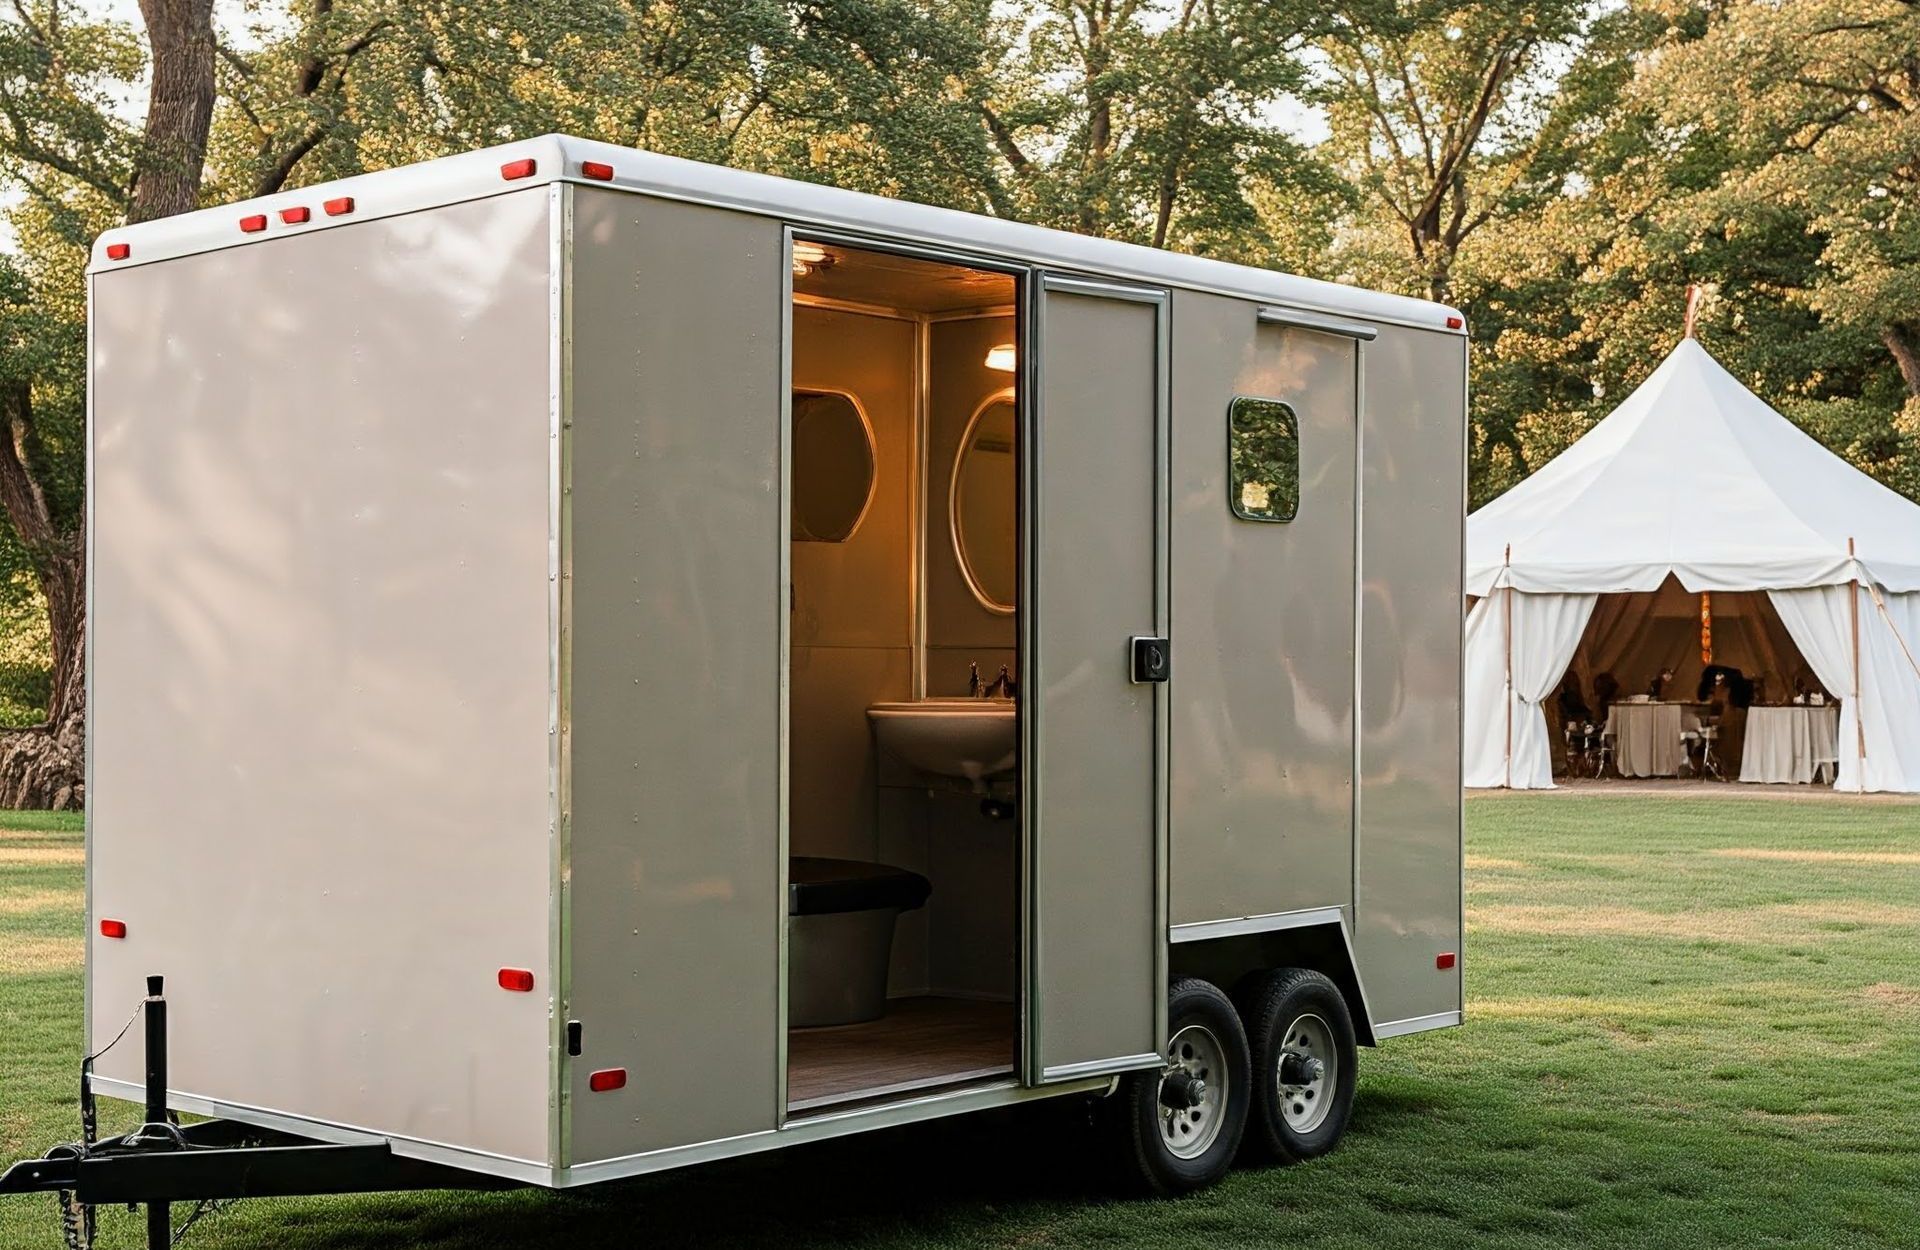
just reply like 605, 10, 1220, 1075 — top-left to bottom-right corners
1159, 1024, 1229, 1160
1278, 1012, 1336, 1134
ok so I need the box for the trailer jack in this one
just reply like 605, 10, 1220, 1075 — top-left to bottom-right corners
0, 974, 517, 1249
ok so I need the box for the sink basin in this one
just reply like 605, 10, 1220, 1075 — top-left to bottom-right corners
868, 699, 1016, 789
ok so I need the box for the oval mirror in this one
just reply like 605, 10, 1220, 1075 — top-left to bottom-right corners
792, 390, 876, 543
951, 391, 1017, 614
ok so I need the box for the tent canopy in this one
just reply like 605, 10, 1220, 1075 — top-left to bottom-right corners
1466, 338, 1920, 596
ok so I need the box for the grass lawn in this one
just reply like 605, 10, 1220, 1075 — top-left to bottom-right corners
3, 795, 1918, 1248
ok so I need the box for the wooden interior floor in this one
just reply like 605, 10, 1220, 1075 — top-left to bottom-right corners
787, 996, 1016, 1113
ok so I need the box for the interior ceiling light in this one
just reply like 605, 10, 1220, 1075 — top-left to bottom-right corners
984, 343, 1017, 373
791, 241, 834, 277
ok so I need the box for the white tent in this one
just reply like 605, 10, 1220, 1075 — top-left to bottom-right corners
1465, 337, 1920, 792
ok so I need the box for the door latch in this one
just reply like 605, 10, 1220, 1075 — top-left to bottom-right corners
1131, 636, 1170, 684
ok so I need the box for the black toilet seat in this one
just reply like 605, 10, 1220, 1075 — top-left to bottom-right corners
788, 857, 932, 917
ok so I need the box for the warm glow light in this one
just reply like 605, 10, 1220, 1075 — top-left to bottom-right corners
791, 240, 833, 276
984, 343, 1017, 372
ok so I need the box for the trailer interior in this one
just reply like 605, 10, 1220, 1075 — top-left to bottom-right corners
785, 242, 1022, 1113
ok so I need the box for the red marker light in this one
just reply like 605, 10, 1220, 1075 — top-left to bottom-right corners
588, 1068, 626, 1093
1445, 315, 1464, 330
239, 214, 268, 233
323, 196, 355, 216
105, 242, 131, 261
497, 968, 534, 993
500, 158, 538, 180
280, 206, 310, 225
1436, 951, 1457, 970
581, 161, 614, 181
100, 919, 127, 939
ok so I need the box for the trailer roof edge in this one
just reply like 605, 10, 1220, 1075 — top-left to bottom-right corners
88, 134, 1467, 336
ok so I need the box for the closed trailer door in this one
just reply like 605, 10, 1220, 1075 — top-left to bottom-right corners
1026, 276, 1169, 1083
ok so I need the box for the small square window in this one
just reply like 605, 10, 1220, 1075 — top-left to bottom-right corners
1228, 397, 1299, 523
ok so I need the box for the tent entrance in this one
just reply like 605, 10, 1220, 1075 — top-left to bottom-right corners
1551, 577, 1827, 780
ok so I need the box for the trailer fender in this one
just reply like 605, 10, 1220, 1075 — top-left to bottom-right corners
1167, 919, 1376, 1047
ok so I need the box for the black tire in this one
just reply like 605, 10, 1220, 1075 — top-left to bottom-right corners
1119, 977, 1251, 1195
1236, 967, 1358, 1163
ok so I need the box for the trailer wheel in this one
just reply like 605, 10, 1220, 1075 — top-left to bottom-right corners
1236, 968, 1357, 1163
1120, 977, 1250, 1195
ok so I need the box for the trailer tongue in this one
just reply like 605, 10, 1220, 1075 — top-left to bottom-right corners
0, 977, 514, 1250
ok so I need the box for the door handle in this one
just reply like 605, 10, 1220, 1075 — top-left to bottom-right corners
1131, 636, 1170, 684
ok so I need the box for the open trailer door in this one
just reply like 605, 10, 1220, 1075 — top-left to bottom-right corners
1024, 275, 1170, 1083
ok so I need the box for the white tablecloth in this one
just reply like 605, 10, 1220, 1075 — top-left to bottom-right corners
1740, 705, 1840, 785
1605, 702, 1700, 778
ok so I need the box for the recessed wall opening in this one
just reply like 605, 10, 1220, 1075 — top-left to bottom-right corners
785, 240, 1022, 1114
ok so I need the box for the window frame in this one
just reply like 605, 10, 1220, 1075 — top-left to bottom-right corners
1226, 395, 1301, 524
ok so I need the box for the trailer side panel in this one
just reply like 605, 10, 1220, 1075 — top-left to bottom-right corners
88, 189, 558, 1167
563, 188, 785, 1165
1354, 326, 1467, 1029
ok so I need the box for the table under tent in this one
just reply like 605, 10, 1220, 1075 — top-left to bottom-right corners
1463, 336, 1920, 793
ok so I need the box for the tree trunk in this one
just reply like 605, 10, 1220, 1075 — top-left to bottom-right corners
130, 0, 217, 223
0, 380, 85, 810
1885, 322, 1920, 400
0, 547, 83, 811
0, 0, 217, 810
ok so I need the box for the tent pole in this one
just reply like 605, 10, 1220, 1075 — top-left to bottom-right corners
1849, 537, 1865, 791
1503, 544, 1513, 789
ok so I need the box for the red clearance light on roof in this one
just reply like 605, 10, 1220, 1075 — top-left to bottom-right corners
100, 919, 127, 939
280, 206, 311, 225
324, 196, 355, 217
1436, 951, 1457, 970
1445, 315, 1464, 330
239, 214, 268, 233
581, 161, 614, 181
497, 968, 534, 993
105, 242, 131, 261
588, 1068, 626, 1093
500, 158, 538, 181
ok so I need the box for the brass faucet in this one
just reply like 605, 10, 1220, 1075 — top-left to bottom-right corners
967, 662, 1016, 699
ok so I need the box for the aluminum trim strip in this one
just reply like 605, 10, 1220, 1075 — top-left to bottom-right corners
1350, 336, 1366, 973
1040, 1053, 1163, 1082
1041, 273, 1166, 302
1168, 905, 1348, 944
1019, 273, 1041, 1085
776, 229, 796, 1123
82, 275, 96, 1067
1256, 306, 1380, 341
1371, 1010, 1463, 1040
558, 1075, 1111, 1187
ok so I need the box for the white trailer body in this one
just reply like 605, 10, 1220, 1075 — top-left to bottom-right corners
77, 135, 1466, 1190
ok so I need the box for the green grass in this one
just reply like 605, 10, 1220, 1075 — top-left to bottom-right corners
3, 797, 1918, 1248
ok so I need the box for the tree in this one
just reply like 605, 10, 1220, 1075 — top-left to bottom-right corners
1638, 0, 1920, 496
1319, 0, 1588, 304
976, 0, 1342, 253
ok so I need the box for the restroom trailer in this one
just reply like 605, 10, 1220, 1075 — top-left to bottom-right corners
2, 135, 1465, 1238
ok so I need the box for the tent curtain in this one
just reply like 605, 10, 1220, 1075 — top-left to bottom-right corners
1768, 586, 1920, 793
1464, 588, 1598, 789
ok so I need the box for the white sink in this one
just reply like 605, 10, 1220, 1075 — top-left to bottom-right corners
868, 699, 1016, 789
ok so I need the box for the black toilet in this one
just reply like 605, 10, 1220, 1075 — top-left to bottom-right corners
788, 857, 931, 1028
